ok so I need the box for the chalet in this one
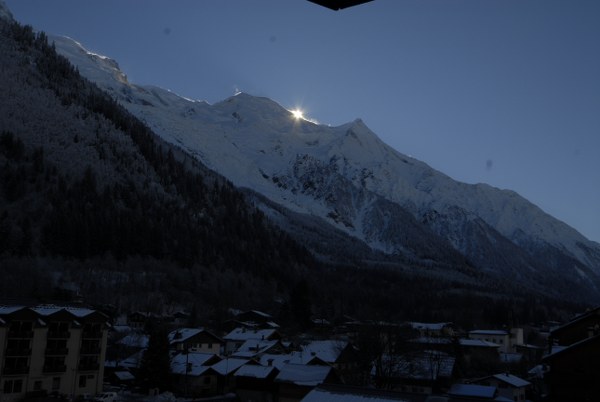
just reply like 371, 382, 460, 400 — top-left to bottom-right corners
168, 327, 223, 354
275, 363, 340, 402
234, 363, 280, 402
223, 310, 280, 331
542, 333, 600, 401
170, 351, 221, 397
468, 329, 523, 354
223, 327, 281, 355
0, 305, 109, 402
548, 306, 600, 348
408, 322, 454, 338
127, 311, 157, 331
211, 357, 250, 394
232, 339, 286, 358
472, 373, 531, 402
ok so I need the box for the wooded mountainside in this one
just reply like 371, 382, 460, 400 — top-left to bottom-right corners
0, 18, 586, 328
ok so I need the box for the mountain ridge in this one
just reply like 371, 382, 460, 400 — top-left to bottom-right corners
44, 34, 600, 301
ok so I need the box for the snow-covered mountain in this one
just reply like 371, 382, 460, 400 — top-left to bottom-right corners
0, 0, 13, 21
52, 35, 600, 301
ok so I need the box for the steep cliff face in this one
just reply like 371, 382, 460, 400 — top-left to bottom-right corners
50, 34, 600, 301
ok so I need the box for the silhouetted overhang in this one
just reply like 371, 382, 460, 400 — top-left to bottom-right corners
308, 0, 374, 11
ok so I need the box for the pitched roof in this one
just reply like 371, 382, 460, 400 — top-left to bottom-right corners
224, 327, 278, 341
258, 353, 300, 369
448, 383, 496, 399
234, 364, 278, 379
117, 333, 150, 348
211, 358, 248, 375
114, 371, 135, 381
168, 328, 203, 344
170, 352, 220, 376
302, 384, 418, 402
275, 363, 332, 386
550, 307, 600, 336
232, 339, 280, 358
543, 334, 600, 361
300, 340, 348, 364
408, 322, 451, 331
491, 373, 530, 388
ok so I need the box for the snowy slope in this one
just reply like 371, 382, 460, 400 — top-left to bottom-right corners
0, 0, 13, 21
51, 35, 600, 294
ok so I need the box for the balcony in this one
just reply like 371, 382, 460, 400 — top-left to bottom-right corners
78, 362, 100, 371
80, 346, 101, 355
82, 331, 102, 339
2, 366, 29, 375
47, 330, 71, 339
5, 348, 32, 357
7, 330, 34, 339
45, 347, 69, 356
43, 364, 67, 373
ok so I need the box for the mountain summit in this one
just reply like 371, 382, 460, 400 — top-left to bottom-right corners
0, 0, 13, 21
50, 35, 600, 302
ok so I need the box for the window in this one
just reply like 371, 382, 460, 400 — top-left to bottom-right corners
52, 377, 61, 390
3, 379, 23, 394
79, 375, 87, 388
34, 380, 42, 390
203, 376, 211, 385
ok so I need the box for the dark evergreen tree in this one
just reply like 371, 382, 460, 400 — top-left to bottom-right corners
137, 326, 172, 393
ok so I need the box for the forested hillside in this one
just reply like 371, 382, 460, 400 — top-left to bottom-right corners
0, 17, 586, 327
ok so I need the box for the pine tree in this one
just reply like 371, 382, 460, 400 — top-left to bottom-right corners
137, 326, 172, 393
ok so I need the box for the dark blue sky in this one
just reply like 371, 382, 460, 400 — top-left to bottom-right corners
6, 0, 600, 242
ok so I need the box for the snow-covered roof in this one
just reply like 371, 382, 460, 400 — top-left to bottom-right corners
117, 333, 149, 348
469, 329, 509, 336
408, 322, 451, 331
258, 353, 299, 369
168, 328, 203, 344
448, 383, 496, 398
33, 305, 96, 318
234, 364, 277, 379
275, 363, 332, 386
171, 352, 218, 376
232, 339, 280, 358
302, 385, 415, 402
460, 338, 501, 348
247, 310, 272, 318
224, 327, 277, 341
490, 373, 531, 388
298, 340, 348, 364
211, 358, 248, 375
0, 305, 26, 315
120, 349, 145, 369
114, 371, 135, 381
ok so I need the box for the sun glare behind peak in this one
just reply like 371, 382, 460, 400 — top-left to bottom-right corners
291, 109, 304, 120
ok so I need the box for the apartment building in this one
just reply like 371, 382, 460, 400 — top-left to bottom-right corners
0, 305, 109, 402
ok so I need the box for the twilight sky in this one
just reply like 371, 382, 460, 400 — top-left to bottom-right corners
6, 0, 600, 242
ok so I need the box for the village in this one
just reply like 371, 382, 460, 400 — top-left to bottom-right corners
1, 304, 599, 402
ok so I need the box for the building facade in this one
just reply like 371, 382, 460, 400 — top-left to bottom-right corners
0, 305, 109, 402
